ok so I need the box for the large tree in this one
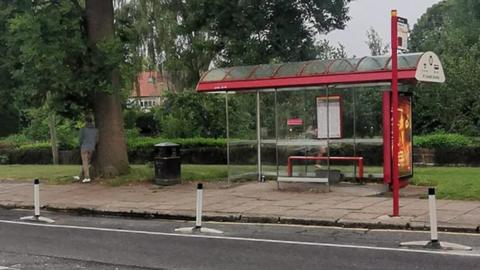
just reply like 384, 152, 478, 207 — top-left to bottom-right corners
410, 0, 480, 136
6, 0, 130, 176
85, 0, 129, 176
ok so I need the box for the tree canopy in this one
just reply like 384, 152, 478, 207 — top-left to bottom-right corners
410, 0, 480, 135
116, 0, 352, 90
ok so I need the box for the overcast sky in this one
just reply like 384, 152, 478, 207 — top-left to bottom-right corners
323, 0, 443, 57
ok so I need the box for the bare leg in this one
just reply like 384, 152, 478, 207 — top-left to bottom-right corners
81, 150, 90, 179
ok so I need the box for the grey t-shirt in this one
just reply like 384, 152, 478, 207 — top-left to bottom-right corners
80, 127, 99, 151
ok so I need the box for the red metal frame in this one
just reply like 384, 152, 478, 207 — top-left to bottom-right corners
197, 69, 417, 92
287, 156, 364, 180
383, 91, 392, 185
316, 95, 344, 139
391, 10, 400, 217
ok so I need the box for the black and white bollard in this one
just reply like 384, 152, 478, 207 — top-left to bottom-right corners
425, 188, 440, 249
400, 187, 471, 251
175, 183, 222, 234
195, 183, 203, 229
20, 179, 55, 223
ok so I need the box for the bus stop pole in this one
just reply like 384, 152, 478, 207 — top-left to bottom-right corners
391, 10, 400, 216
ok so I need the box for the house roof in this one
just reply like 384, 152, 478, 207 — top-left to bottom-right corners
132, 71, 164, 97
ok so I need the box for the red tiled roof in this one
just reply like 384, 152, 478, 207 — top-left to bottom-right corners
132, 71, 165, 97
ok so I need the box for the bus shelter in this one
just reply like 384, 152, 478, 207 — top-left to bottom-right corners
196, 52, 445, 188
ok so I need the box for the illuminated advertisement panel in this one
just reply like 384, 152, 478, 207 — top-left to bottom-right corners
398, 95, 412, 178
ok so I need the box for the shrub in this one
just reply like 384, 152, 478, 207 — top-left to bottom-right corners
136, 111, 160, 135
1, 134, 32, 146
18, 142, 51, 150
0, 154, 9, 164
124, 109, 138, 129
414, 133, 473, 149
126, 136, 226, 151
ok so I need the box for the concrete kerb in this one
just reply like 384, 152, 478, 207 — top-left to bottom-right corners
2, 203, 479, 233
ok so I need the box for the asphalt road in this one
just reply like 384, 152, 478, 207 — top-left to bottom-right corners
0, 209, 479, 270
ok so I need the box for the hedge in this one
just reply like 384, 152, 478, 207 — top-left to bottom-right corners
414, 133, 473, 149
2, 133, 480, 166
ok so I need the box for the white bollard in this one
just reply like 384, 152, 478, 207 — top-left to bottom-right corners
175, 183, 222, 234
34, 179, 40, 217
400, 187, 471, 251
195, 183, 203, 229
428, 187, 439, 245
20, 179, 54, 223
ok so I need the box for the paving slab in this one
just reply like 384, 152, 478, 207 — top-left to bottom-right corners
1, 180, 480, 232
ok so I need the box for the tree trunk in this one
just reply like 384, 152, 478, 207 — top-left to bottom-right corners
48, 112, 59, 165
85, 0, 129, 177
46, 92, 59, 165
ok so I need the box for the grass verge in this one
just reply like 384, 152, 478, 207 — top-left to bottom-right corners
1, 165, 479, 200
0, 164, 227, 186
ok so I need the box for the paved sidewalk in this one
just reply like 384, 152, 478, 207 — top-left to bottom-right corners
1, 180, 479, 232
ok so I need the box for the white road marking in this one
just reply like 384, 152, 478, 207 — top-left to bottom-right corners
0, 219, 478, 258
209, 221, 480, 237
0, 267, 17, 270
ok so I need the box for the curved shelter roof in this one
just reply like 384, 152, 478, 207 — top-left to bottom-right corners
196, 52, 445, 92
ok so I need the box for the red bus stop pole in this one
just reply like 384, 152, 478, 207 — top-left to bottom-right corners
391, 10, 400, 216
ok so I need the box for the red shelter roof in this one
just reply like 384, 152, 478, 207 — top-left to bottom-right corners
196, 52, 444, 92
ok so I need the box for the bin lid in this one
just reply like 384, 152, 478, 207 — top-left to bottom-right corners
155, 142, 179, 147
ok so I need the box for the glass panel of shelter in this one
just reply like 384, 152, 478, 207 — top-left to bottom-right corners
225, 86, 388, 184
274, 87, 331, 184
259, 90, 277, 178
352, 86, 385, 179
226, 91, 258, 182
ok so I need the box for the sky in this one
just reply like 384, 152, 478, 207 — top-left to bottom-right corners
324, 0, 443, 57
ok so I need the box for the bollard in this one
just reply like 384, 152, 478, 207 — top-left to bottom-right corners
34, 179, 40, 217
195, 183, 203, 229
20, 179, 55, 223
175, 183, 222, 234
400, 187, 471, 251
426, 187, 440, 248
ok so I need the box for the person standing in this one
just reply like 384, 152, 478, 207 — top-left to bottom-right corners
74, 116, 99, 183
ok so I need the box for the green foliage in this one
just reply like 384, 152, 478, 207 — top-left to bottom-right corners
411, 167, 480, 200
18, 142, 51, 151
414, 133, 473, 149
365, 27, 389, 56
127, 136, 225, 151
410, 0, 480, 136
123, 109, 138, 130
154, 90, 228, 138
0, 154, 9, 164
135, 111, 160, 135
0, 104, 20, 137
20, 107, 79, 149
0, 134, 31, 147
116, 0, 352, 89
3, 1, 138, 117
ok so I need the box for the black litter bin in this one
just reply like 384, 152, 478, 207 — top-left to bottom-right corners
154, 142, 181, 185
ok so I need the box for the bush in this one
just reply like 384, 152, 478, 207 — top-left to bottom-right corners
0, 154, 9, 164
1, 134, 32, 146
135, 111, 160, 135
414, 133, 473, 149
18, 142, 51, 150
154, 91, 227, 138
126, 136, 225, 151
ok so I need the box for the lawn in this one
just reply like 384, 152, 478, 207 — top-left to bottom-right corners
0, 164, 227, 186
411, 167, 480, 200
0, 165, 479, 200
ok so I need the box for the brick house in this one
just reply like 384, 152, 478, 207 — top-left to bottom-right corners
128, 71, 168, 111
